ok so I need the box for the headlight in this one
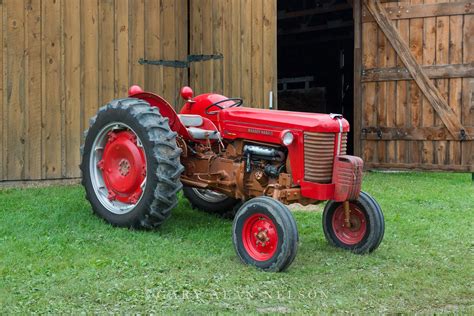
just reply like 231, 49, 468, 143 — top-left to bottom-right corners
281, 130, 294, 146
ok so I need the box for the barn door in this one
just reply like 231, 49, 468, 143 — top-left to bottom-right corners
357, 0, 473, 171
189, 0, 278, 109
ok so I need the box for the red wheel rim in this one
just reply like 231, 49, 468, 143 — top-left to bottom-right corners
99, 130, 146, 204
242, 213, 279, 261
331, 204, 367, 245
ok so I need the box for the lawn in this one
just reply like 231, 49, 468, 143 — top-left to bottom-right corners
0, 172, 473, 313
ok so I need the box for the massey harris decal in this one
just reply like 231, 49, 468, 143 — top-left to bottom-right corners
247, 128, 273, 136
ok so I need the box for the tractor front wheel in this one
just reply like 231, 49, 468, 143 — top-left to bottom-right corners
232, 197, 299, 272
322, 191, 384, 253
80, 98, 183, 229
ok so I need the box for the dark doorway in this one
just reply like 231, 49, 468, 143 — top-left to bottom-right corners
277, 0, 354, 153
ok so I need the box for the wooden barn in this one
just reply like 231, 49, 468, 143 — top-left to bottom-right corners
0, 0, 472, 182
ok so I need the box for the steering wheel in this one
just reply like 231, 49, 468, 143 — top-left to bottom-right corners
205, 98, 243, 115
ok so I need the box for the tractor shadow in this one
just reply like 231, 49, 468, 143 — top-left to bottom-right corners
152, 195, 233, 238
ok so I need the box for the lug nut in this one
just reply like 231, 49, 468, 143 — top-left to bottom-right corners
97, 160, 105, 170
107, 191, 116, 201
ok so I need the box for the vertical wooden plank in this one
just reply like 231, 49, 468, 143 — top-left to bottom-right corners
462, 15, 474, 127
353, 0, 362, 157
361, 17, 378, 163
376, 25, 386, 163
175, 0, 188, 110
262, 0, 276, 109
448, 4, 463, 166
462, 15, 474, 169
251, 0, 263, 108
422, 0, 436, 164
0, 1, 3, 180
240, 0, 252, 106
222, 0, 232, 97
385, 14, 397, 163
129, 0, 145, 87
144, 0, 162, 94
162, 0, 176, 106
2, 2, 6, 179
211, 0, 223, 94
60, 0, 66, 177
64, 0, 81, 178
5, 0, 26, 180
190, 0, 202, 94
25, 0, 42, 179
42, 0, 62, 178
435, 8, 449, 165
201, 0, 213, 94
231, 0, 241, 97
408, 0, 423, 165
99, 0, 115, 104
271, 1, 278, 109
82, 0, 99, 134
115, 0, 129, 96
396, 19, 409, 164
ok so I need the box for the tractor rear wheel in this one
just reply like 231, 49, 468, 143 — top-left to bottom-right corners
183, 187, 240, 218
322, 191, 384, 253
80, 98, 183, 229
232, 197, 299, 272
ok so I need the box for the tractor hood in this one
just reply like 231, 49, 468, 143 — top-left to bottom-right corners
219, 107, 350, 134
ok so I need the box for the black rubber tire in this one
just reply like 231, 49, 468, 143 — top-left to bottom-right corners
322, 191, 385, 253
232, 197, 299, 272
80, 98, 184, 229
182, 186, 240, 218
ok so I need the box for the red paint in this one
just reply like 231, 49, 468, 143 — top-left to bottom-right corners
180, 86, 194, 100
220, 107, 350, 134
242, 213, 278, 261
128, 85, 144, 95
101, 131, 146, 204
331, 204, 367, 245
332, 155, 364, 202
128, 90, 189, 137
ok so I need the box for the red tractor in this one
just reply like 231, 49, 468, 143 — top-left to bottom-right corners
80, 85, 384, 272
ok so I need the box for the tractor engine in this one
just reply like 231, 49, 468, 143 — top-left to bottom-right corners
178, 139, 305, 204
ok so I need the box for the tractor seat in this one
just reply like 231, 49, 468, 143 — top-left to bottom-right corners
178, 114, 221, 140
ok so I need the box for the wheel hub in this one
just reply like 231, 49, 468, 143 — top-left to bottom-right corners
347, 215, 361, 231
332, 204, 367, 245
242, 214, 278, 261
118, 159, 131, 176
98, 131, 146, 204
256, 229, 269, 245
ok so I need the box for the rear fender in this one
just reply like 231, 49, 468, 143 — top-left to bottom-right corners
128, 90, 189, 137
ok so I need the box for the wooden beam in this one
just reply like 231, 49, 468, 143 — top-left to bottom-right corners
353, 0, 363, 157
361, 126, 474, 140
278, 4, 352, 20
365, 162, 473, 172
365, 0, 470, 140
362, 1, 473, 22
362, 63, 474, 82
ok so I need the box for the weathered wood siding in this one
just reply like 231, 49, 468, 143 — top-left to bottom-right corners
189, 0, 278, 109
358, 0, 473, 171
0, 0, 188, 181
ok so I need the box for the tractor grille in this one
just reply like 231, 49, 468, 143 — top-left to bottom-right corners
303, 132, 347, 183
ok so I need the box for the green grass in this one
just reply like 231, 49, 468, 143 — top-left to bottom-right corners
1, 172, 473, 314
